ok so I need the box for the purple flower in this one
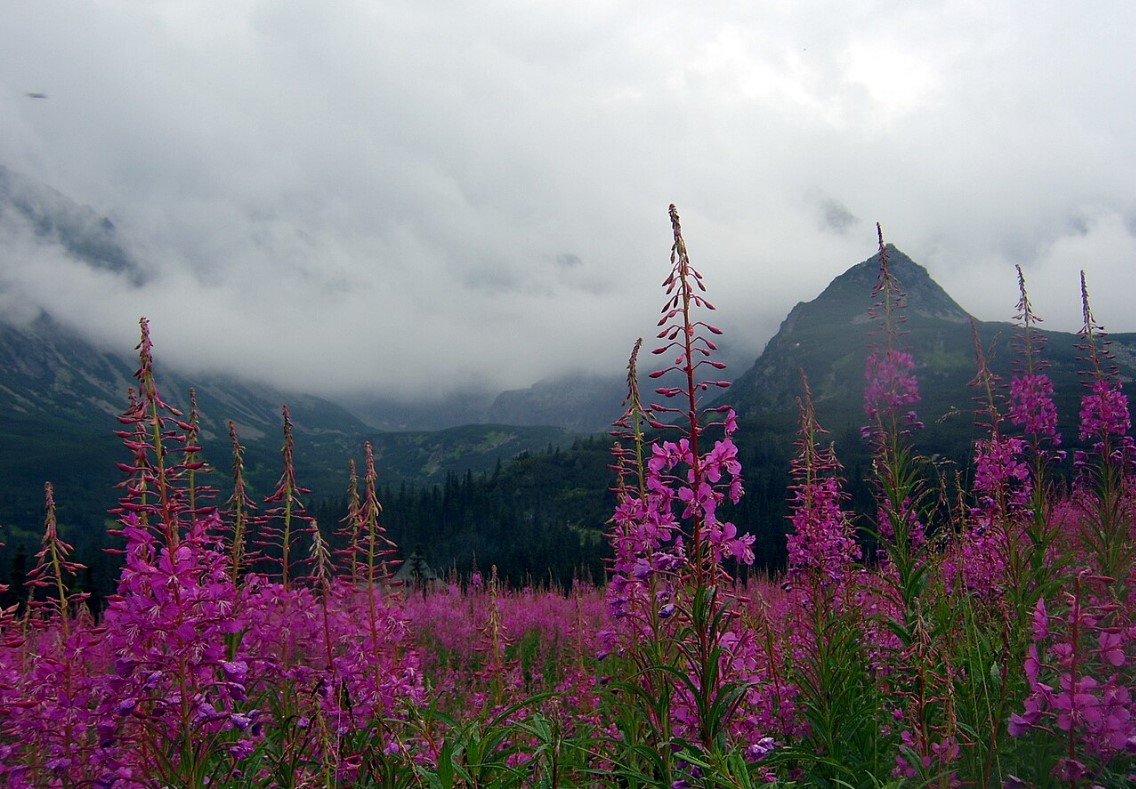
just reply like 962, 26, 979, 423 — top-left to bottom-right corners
1007, 713, 1033, 737
1053, 757, 1086, 782
221, 660, 248, 683
228, 738, 255, 760
863, 350, 921, 426
1079, 379, 1131, 442
229, 712, 253, 730
1009, 374, 1061, 442
746, 736, 777, 760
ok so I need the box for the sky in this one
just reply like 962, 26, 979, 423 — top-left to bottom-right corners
2, 1, 1135, 403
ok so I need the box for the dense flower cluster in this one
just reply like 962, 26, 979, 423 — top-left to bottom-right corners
1080, 379, 1133, 448
972, 435, 1032, 517
786, 475, 859, 584
1010, 374, 1061, 441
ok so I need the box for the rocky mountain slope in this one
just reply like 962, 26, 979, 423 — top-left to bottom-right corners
726, 245, 1136, 442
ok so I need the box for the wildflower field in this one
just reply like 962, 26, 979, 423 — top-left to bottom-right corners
1, 208, 1134, 787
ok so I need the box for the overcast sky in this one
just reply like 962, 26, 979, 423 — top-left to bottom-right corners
2, 1, 1134, 401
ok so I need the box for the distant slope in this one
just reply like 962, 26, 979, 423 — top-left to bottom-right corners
485, 374, 628, 434
0, 314, 580, 538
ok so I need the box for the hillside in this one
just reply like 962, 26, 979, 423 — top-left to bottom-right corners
0, 314, 578, 543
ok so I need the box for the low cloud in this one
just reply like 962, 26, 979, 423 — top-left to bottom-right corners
2, 2, 1134, 402
817, 195, 858, 234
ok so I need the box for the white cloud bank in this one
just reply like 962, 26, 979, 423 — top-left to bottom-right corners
2, 1, 1134, 400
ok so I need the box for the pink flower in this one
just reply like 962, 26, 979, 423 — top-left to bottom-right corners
1009, 374, 1061, 442
863, 349, 921, 427
1098, 630, 1126, 667
1079, 379, 1132, 442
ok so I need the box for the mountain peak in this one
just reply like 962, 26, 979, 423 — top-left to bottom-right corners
726, 245, 975, 417
787, 244, 970, 333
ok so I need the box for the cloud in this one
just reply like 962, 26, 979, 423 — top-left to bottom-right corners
811, 191, 858, 235
1, 1, 1134, 402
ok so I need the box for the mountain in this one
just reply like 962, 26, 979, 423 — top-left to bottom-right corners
729, 246, 969, 417
726, 244, 1136, 448
0, 162, 586, 495
485, 374, 628, 434
341, 374, 650, 435
0, 313, 373, 442
5, 161, 1136, 582
0, 313, 578, 536
0, 311, 593, 600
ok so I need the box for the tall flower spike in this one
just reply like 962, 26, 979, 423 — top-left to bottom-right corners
968, 319, 1001, 433
1009, 267, 1060, 445
1078, 271, 1112, 380
649, 205, 731, 435
787, 371, 859, 587
112, 318, 193, 549
611, 338, 649, 501
226, 420, 256, 582
1076, 272, 1131, 445
862, 224, 922, 439
361, 440, 399, 588
23, 482, 88, 636
335, 459, 364, 584
1013, 264, 1047, 375
604, 206, 756, 757
1073, 273, 1134, 584
648, 204, 744, 581
258, 404, 315, 591
182, 388, 216, 521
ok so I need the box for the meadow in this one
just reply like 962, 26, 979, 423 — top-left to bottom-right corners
1, 207, 1133, 787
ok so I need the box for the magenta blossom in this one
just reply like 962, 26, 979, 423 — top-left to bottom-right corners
863, 349, 921, 426
1009, 374, 1061, 443
1079, 378, 1131, 443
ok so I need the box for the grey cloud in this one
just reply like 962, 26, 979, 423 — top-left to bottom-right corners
2, 1, 1135, 401
818, 198, 858, 234
1067, 214, 1091, 237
